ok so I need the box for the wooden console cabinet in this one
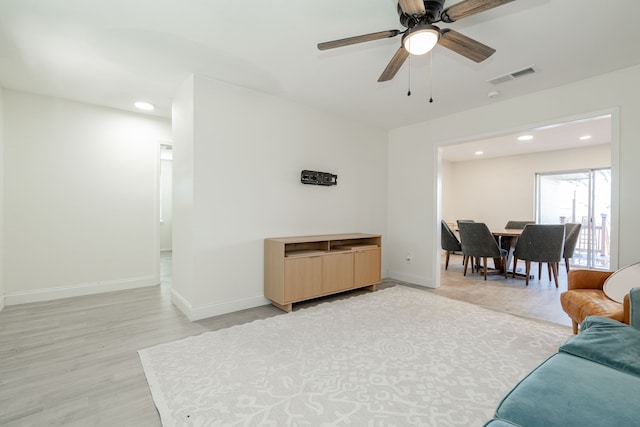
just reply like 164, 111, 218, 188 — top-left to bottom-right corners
264, 233, 382, 312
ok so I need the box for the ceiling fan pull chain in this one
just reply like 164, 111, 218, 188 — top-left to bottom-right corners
407, 53, 412, 96
429, 50, 434, 103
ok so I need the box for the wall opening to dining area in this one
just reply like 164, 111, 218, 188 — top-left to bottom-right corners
431, 112, 615, 327
436, 112, 614, 289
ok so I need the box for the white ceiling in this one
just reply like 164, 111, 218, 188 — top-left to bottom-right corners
441, 114, 612, 162
1, 0, 639, 133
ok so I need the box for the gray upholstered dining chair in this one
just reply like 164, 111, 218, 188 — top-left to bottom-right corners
441, 220, 462, 270
457, 222, 508, 280
512, 224, 565, 287
504, 220, 535, 229
543, 222, 584, 280
455, 220, 478, 271
456, 219, 475, 227
563, 223, 582, 273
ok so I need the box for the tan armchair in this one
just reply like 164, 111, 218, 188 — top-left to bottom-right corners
560, 269, 630, 334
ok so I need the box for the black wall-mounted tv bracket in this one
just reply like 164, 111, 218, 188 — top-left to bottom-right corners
301, 170, 337, 186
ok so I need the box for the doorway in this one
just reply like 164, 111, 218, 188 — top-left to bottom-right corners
159, 144, 173, 252
159, 143, 173, 289
535, 168, 611, 270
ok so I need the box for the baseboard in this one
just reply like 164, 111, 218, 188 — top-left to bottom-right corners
0, 294, 5, 312
386, 270, 437, 288
171, 289, 271, 321
5, 275, 159, 306
169, 289, 192, 319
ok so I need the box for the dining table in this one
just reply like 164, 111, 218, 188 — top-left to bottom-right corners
491, 228, 524, 275
491, 228, 525, 238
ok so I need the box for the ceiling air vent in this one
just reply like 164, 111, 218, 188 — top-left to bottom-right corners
488, 66, 537, 85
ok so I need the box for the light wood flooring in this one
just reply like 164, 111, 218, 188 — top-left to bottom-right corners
435, 252, 573, 328
0, 251, 573, 426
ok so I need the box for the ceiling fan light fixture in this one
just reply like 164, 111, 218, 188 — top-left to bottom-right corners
402, 24, 440, 55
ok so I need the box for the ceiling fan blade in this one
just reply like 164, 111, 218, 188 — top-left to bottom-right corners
398, 0, 426, 15
378, 47, 410, 82
440, 0, 515, 23
317, 30, 401, 51
438, 29, 495, 63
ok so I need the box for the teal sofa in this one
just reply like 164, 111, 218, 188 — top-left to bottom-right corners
484, 287, 640, 427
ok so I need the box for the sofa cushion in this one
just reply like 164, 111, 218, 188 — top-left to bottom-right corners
494, 353, 640, 427
631, 287, 640, 326
482, 419, 522, 427
558, 315, 640, 377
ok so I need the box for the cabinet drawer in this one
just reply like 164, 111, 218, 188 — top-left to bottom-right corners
284, 256, 322, 302
354, 248, 381, 287
322, 252, 354, 294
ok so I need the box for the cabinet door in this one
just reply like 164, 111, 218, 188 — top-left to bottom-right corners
322, 252, 354, 294
354, 248, 381, 287
284, 256, 322, 302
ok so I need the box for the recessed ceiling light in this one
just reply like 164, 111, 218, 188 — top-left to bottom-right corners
134, 101, 155, 111
579, 135, 592, 140
517, 135, 534, 141
475, 151, 484, 155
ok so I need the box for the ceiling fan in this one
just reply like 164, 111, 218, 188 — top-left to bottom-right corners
317, 0, 515, 82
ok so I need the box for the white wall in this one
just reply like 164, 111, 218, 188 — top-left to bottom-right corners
388, 64, 640, 287
440, 159, 455, 227
172, 75, 388, 320
443, 144, 611, 230
0, 89, 4, 311
171, 76, 195, 305
3, 90, 171, 304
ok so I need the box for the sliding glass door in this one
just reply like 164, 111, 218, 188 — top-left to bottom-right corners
536, 168, 611, 270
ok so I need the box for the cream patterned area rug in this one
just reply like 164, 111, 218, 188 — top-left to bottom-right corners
139, 286, 571, 426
